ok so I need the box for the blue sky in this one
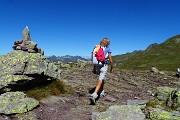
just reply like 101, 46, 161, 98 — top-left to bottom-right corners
0, 0, 180, 57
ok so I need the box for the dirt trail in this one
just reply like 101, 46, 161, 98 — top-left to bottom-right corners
1, 67, 179, 120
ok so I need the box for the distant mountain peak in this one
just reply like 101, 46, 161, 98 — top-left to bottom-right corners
47, 55, 89, 62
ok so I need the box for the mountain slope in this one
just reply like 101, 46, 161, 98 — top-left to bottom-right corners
113, 50, 143, 65
117, 34, 180, 71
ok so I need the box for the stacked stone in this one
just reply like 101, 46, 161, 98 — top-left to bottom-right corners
12, 26, 44, 55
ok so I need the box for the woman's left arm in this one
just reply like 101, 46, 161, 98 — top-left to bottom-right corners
108, 53, 113, 73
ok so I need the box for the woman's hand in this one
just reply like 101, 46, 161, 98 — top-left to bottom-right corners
110, 66, 113, 73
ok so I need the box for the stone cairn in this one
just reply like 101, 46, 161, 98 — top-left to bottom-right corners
12, 26, 44, 55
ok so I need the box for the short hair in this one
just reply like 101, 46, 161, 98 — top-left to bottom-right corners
100, 38, 110, 47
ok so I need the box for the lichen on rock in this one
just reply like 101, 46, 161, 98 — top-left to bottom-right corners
0, 50, 61, 93
0, 92, 39, 115
0, 27, 62, 93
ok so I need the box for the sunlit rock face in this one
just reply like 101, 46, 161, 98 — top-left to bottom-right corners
0, 26, 61, 93
0, 48, 61, 93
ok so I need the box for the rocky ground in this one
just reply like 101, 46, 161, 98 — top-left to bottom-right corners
0, 66, 179, 120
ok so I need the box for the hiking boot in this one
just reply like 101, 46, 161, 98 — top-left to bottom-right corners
89, 97, 96, 105
100, 90, 105, 97
90, 93, 98, 105
91, 92, 98, 98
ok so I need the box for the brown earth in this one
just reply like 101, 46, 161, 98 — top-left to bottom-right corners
0, 67, 179, 120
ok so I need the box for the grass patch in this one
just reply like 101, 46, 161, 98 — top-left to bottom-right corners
25, 80, 74, 101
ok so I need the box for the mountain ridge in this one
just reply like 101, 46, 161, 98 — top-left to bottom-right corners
47, 55, 89, 62
114, 34, 180, 71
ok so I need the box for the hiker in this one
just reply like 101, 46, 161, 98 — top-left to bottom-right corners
90, 38, 113, 105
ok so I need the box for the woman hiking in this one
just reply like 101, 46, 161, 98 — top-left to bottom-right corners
90, 38, 113, 105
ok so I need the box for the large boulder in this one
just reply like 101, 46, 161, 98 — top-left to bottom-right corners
0, 50, 61, 92
149, 108, 180, 120
155, 86, 175, 101
145, 86, 180, 119
91, 105, 145, 120
0, 92, 39, 115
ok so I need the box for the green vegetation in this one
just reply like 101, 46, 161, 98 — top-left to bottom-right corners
113, 35, 180, 71
113, 50, 143, 64
25, 80, 74, 101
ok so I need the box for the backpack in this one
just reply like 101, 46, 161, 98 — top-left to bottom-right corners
92, 45, 105, 65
